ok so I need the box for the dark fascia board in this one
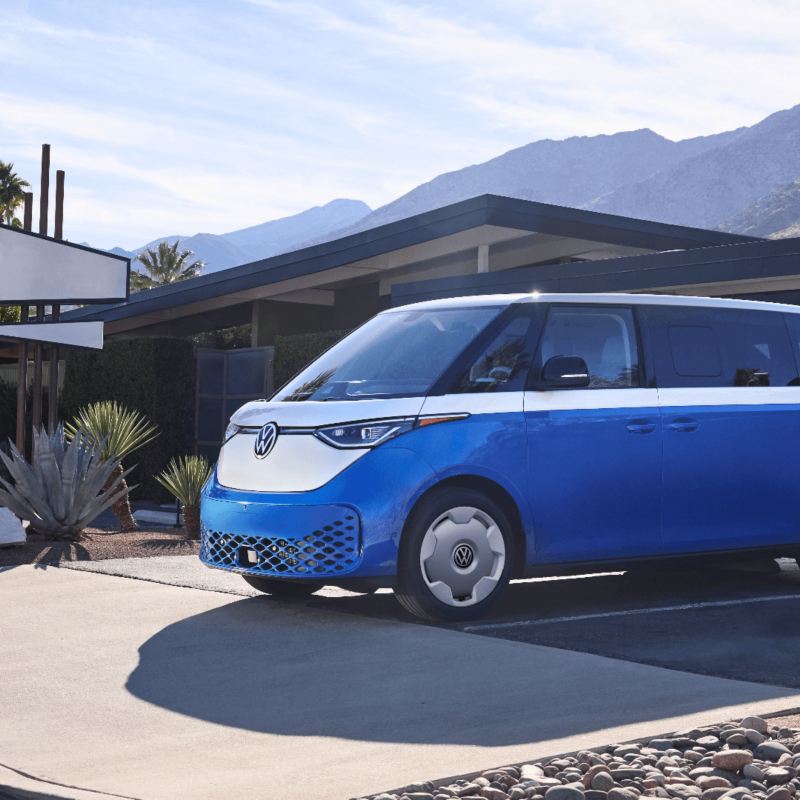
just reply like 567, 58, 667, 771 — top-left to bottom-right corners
63, 194, 756, 324
0, 221, 131, 305
392, 236, 800, 304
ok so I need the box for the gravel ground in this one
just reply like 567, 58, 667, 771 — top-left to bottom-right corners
0, 528, 198, 567
366, 715, 800, 800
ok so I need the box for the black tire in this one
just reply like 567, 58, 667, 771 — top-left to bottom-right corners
395, 487, 516, 622
242, 575, 323, 598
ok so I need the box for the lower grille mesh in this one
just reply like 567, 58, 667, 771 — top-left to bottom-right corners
201, 515, 360, 576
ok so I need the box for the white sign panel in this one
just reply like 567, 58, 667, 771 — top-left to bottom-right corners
0, 226, 128, 303
0, 321, 104, 349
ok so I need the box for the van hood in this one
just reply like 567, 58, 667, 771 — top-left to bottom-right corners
230, 397, 427, 428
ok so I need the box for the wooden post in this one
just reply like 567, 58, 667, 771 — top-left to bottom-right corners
38, 144, 49, 236
31, 144, 50, 445
15, 193, 34, 453
47, 169, 65, 431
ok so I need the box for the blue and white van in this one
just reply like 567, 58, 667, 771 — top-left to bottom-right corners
200, 293, 800, 620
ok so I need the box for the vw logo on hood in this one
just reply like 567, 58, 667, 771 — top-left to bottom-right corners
254, 422, 278, 459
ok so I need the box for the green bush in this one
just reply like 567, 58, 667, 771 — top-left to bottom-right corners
61, 338, 196, 501
0, 378, 16, 445
273, 330, 348, 390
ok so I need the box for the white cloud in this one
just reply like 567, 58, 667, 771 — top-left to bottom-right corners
2, 0, 800, 247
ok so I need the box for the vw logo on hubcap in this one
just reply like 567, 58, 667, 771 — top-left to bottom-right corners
452, 543, 475, 569
254, 422, 278, 459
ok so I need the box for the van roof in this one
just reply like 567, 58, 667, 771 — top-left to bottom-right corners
388, 292, 800, 315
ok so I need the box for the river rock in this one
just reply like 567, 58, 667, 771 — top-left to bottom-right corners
592, 774, 615, 792
741, 718, 769, 736
545, 784, 586, 800
712, 752, 754, 772
759, 744, 793, 763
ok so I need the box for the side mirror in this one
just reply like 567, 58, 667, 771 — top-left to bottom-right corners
540, 355, 590, 389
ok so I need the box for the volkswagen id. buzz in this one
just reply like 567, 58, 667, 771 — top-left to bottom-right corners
200, 293, 800, 620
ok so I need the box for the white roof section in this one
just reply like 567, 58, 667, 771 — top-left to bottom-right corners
0, 321, 104, 349
390, 292, 800, 315
0, 225, 128, 304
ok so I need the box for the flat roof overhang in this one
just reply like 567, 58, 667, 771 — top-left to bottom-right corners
391, 235, 800, 305
63, 194, 755, 336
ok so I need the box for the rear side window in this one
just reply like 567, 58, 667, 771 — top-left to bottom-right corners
646, 305, 797, 388
535, 306, 641, 389
668, 326, 722, 377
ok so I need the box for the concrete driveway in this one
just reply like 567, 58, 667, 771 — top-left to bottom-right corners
2, 566, 800, 800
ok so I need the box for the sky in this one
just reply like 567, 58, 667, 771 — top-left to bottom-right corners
3, 0, 800, 249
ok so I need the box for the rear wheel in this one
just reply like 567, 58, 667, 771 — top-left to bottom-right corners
242, 575, 323, 598
395, 487, 515, 622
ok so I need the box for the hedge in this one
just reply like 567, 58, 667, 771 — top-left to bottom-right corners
0, 378, 16, 448
61, 338, 196, 501
273, 329, 348, 390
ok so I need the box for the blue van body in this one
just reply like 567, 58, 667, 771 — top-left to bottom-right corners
200, 293, 800, 595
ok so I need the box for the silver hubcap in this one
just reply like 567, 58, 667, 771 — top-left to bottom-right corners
419, 506, 506, 607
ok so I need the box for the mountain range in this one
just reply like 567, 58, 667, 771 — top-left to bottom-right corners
114, 103, 800, 275
110, 198, 372, 273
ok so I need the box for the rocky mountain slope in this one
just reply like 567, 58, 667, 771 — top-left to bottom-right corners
112, 198, 371, 273
116, 103, 800, 276
720, 178, 800, 239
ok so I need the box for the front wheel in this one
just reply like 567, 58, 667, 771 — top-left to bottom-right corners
395, 488, 516, 622
242, 575, 323, 598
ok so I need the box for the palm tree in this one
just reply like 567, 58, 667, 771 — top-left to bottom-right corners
0, 161, 29, 226
65, 401, 159, 531
131, 240, 204, 292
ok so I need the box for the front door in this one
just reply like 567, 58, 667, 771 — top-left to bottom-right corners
524, 304, 662, 564
645, 304, 800, 554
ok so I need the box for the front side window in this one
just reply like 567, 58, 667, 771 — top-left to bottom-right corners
453, 314, 534, 393
273, 306, 502, 402
536, 306, 640, 389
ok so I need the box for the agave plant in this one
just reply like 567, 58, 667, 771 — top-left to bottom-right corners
0, 427, 130, 541
155, 455, 211, 539
65, 401, 159, 531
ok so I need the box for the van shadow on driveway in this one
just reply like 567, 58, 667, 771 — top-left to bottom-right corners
125, 594, 793, 746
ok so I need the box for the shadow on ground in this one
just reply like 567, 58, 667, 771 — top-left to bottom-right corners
125, 580, 794, 745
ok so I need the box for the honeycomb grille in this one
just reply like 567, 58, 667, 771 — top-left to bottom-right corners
200, 514, 360, 576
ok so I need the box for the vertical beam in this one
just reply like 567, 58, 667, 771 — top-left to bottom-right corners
48, 169, 65, 431
38, 144, 50, 236
22, 190, 33, 231
15, 193, 34, 453
31, 144, 50, 445
477, 244, 490, 273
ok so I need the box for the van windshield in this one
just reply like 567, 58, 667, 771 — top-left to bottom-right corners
274, 306, 502, 402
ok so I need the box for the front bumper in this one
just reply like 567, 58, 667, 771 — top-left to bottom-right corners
200, 500, 362, 578
200, 444, 439, 580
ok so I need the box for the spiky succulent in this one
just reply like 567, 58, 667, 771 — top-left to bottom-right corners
0, 427, 131, 541
64, 401, 159, 461
155, 455, 211, 508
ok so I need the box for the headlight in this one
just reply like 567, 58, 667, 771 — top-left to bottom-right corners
315, 418, 415, 449
224, 421, 242, 442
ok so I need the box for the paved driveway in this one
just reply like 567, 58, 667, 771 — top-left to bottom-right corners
2, 565, 800, 800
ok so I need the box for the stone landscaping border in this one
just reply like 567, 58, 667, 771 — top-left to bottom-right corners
361, 708, 800, 800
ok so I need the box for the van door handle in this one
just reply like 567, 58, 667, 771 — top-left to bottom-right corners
668, 417, 699, 432
626, 419, 656, 434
